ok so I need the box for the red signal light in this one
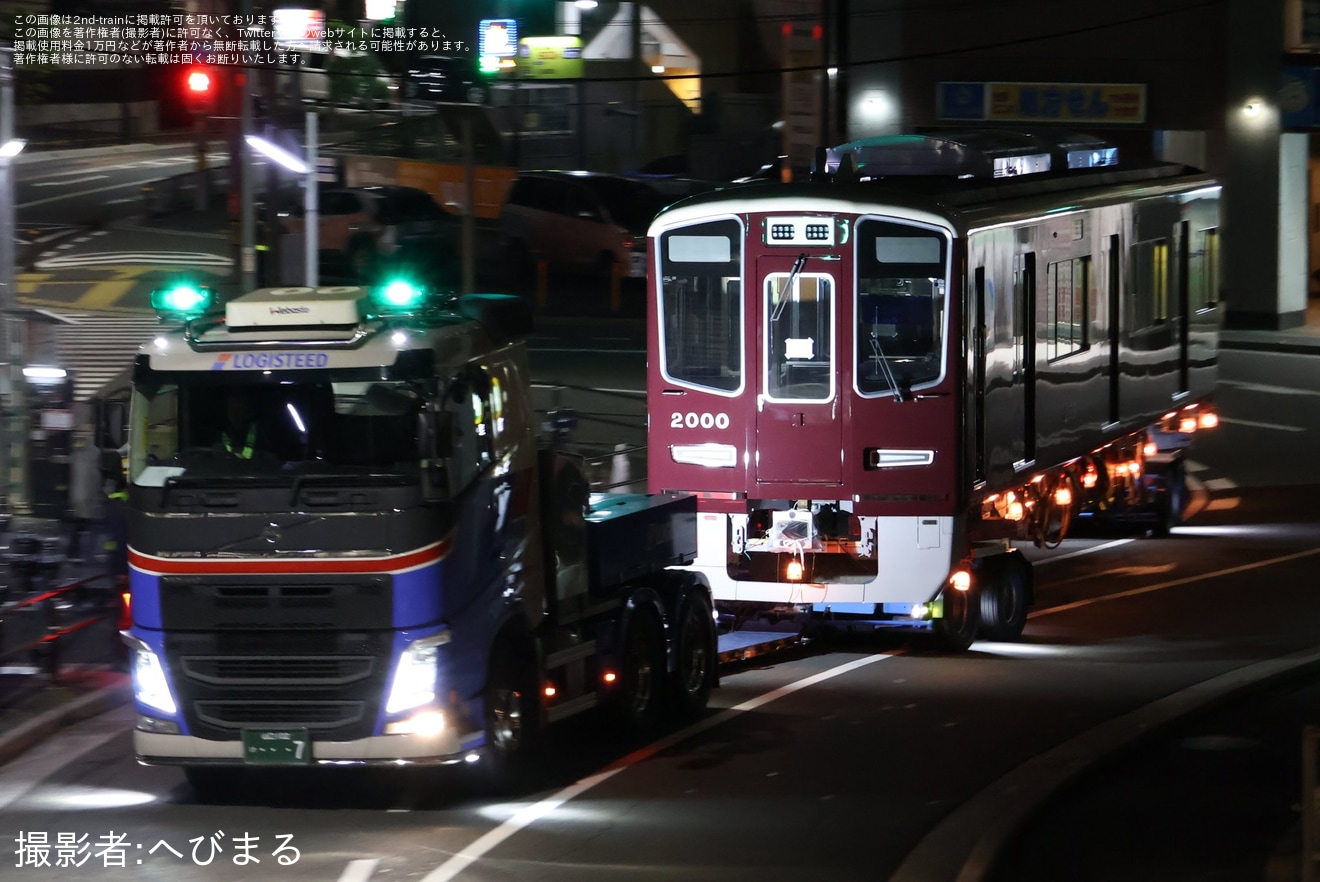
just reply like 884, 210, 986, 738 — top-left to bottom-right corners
184, 65, 216, 115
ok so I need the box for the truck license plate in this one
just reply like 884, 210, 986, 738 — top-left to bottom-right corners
242, 728, 311, 764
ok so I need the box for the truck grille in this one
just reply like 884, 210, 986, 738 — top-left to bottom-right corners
194, 701, 365, 730
165, 631, 393, 742
180, 655, 375, 686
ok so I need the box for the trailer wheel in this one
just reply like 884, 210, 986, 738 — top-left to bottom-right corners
1151, 461, 1187, 537
934, 586, 980, 652
614, 608, 666, 736
481, 645, 540, 788
670, 592, 716, 719
978, 554, 1031, 642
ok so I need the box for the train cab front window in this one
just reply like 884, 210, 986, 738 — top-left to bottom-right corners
855, 220, 950, 397
657, 218, 744, 394
765, 272, 834, 401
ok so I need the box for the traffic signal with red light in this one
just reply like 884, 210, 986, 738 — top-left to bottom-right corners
184, 65, 215, 116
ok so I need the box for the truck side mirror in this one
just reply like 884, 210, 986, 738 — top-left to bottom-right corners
98, 401, 127, 449
419, 411, 452, 502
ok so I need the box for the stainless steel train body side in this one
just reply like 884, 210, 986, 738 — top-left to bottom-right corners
645, 171, 1221, 610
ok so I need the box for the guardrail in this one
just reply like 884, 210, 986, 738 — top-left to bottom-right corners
0, 569, 121, 680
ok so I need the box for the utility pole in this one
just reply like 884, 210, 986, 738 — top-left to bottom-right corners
239, 0, 256, 292
0, 44, 26, 515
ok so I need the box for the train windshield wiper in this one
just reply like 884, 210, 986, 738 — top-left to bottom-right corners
770, 253, 808, 323
869, 333, 912, 403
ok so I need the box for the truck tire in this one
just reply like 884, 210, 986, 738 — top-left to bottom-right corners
480, 645, 540, 790
933, 586, 980, 652
669, 592, 716, 719
978, 554, 1031, 642
614, 608, 666, 736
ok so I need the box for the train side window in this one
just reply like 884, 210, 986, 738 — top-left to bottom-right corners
1189, 228, 1220, 311
1129, 238, 1169, 330
1046, 255, 1090, 361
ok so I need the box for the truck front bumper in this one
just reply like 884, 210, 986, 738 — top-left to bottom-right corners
134, 726, 480, 767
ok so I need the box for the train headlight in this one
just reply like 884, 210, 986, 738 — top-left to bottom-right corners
671, 443, 738, 468
386, 631, 452, 715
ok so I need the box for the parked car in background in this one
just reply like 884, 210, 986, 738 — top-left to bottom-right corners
277, 185, 457, 284
499, 171, 690, 282
403, 54, 487, 105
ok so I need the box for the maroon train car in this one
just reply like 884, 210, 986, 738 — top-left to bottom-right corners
645, 131, 1221, 648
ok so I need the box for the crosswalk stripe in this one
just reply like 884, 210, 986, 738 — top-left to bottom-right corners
50, 312, 163, 402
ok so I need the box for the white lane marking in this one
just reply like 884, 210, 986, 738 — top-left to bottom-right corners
1219, 380, 1320, 397
418, 653, 893, 882
102, 197, 137, 205
1032, 537, 1136, 566
35, 251, 233, 269
336, 858, 380, 882
1218, 416, 1306, 433
32, 175, 109, 187
1185, 460, 1208, 473
19, 178, 164, 209
1202, 477, 1237, 491
1030, 546, 1320, 619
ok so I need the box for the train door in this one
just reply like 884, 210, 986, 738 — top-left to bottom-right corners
754, 256, 842, 485
1106, 235, 1121, 423
1014, 251, 1038, 469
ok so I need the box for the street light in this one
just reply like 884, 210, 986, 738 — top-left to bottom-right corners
244, 135, 307, 173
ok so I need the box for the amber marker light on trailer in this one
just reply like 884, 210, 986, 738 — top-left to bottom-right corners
603, 671, 617, 684
785, 558, 805, 581
949, 569, 972, 592
1199, 411, 1219, 429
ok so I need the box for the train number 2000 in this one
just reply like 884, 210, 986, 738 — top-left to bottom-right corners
670, 411, 731, 430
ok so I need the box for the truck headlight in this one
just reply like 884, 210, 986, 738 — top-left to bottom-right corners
386, 631, 451, 715
127, 637, 177, 716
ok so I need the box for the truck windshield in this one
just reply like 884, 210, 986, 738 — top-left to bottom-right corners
128, 378, 425, 486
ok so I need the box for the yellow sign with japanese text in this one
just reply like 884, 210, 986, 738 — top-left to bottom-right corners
987, 83, 1146, 124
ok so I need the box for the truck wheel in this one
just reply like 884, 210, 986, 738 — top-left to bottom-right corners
670, 592, 716, 719
184, 766, 243, 803
978, 555, 1031, 642
481, 648, 540, 788
615, 609, 666, 736
933, 586, 980, 652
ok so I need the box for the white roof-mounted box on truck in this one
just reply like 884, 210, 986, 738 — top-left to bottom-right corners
226, 286, 368, 328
